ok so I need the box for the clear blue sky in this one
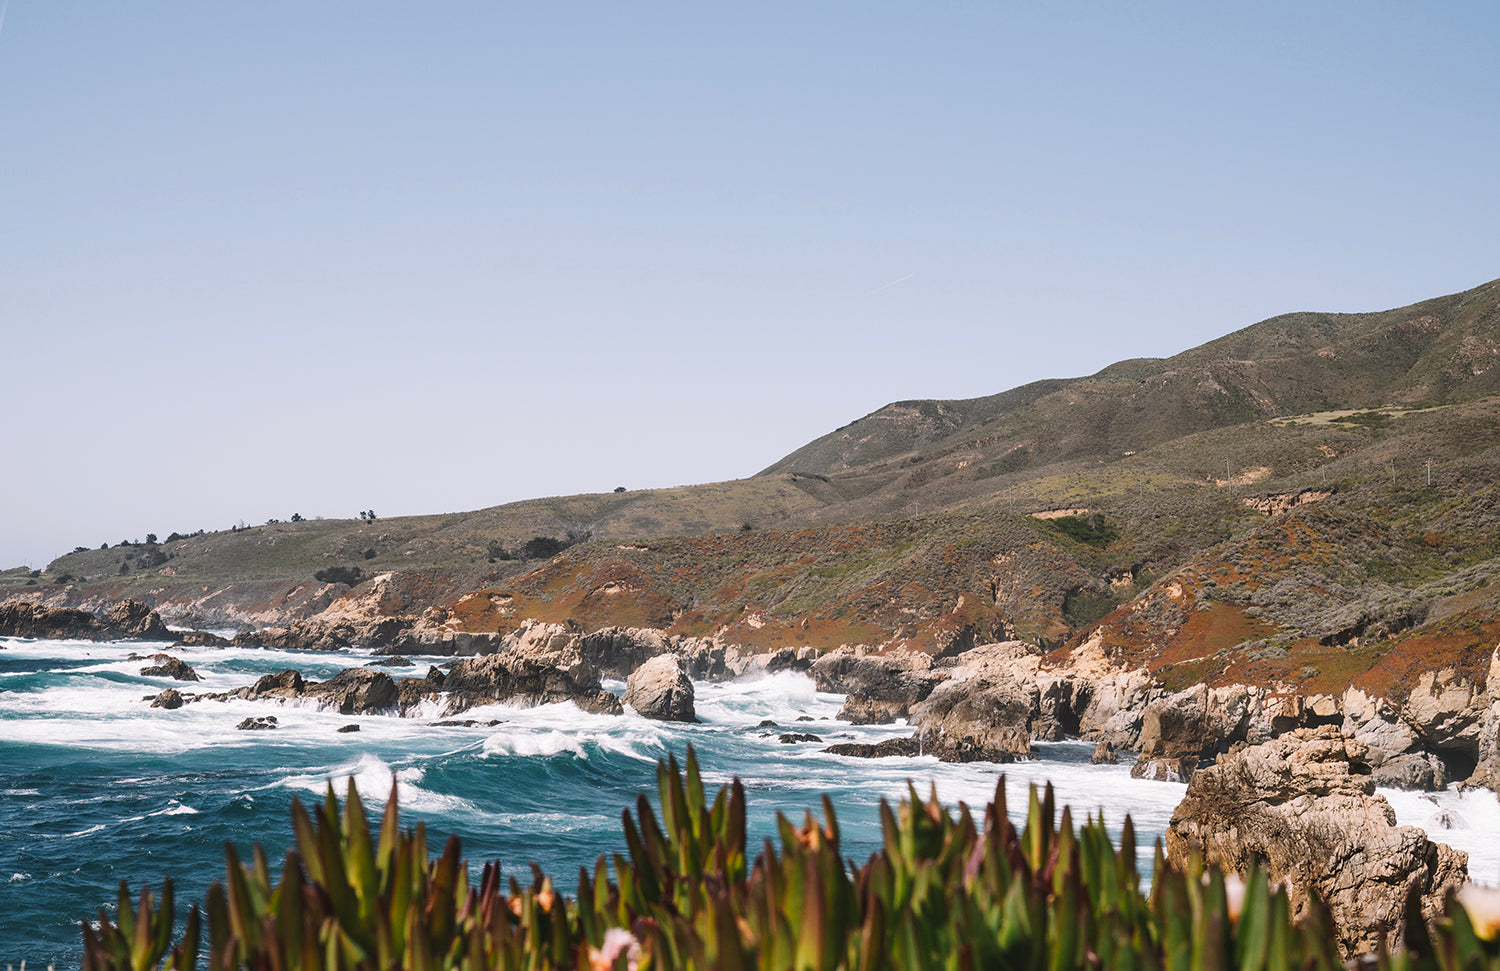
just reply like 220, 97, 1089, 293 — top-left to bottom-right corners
3, 2, 1498, 567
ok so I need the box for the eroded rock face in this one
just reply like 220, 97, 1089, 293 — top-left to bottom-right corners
1166, 726, 1467, 956
106, 600, 173, 640
0, 599, 173, 641
1130, 683, 1272, 783
1469, 648, 1500, 789
624, 654, 696, 722
440, 643, 623, 716
910, 642, 1039, 763
813, 650, 945, 725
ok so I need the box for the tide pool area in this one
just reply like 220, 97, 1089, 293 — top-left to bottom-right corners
1, 635, 1495, 965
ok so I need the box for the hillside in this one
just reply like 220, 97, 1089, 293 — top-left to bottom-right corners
7, 276, 1500, 702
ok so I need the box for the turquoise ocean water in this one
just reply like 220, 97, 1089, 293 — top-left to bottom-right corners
3, 634, 1495, 966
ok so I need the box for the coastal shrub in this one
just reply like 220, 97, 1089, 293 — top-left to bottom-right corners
313, 566, 364, 586
79, 748, 1500, 971
520, 536, 568, 559
363, 548, 377, 560
1046, 514, 1118, 548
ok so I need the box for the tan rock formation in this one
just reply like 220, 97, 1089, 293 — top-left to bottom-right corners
1166, 726, 1467, 956
624, 654, 696, 723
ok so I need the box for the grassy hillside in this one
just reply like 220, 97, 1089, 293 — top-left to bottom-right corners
8, 277, 1500, 703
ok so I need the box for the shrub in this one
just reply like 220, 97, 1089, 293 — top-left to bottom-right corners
519, 536, 568, 560
363, 548, 377, 560
80, 749, 1500, 971
1047, 514, 1118, 548
313, 566, 364, 586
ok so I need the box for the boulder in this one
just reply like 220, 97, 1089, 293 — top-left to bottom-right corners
624, 654, 696, 722
236, 716, 279, 731
139, 653, 201, 682
1091, 740, 1118, 764
1165, 726, 1467, 956
315, 668, 399, 715
150, 688, 184, 710
174, 630, 229, 647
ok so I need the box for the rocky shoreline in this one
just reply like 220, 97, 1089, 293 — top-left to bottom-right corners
5, 596, 1497, 955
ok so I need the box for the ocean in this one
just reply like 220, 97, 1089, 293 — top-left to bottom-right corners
2, 634, 1496, 966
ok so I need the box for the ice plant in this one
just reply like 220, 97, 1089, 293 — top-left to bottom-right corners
82, 747, 1499, 970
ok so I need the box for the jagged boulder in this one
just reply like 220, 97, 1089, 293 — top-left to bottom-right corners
150, 688, 184, 710
247, 669, 306, 699
107, 600, 173, 640
315, 669, 399, 715
140, 653, 201, 682
624, 654, 696, 722
1166, 726, 1467, 956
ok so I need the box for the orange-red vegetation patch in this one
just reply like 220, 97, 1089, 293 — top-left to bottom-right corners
1351, 609, 1500, 699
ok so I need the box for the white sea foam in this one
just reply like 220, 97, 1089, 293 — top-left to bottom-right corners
60, 824, 107, 838
276, 753, 479, 816
8, 872, 30, 883
1384, 786, 1500, 885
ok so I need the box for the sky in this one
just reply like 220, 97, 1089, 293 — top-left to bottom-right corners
2, 2, 1499, 568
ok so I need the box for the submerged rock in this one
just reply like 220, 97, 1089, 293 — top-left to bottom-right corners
824, 736, 924, 759
1166, 726, 1467, 956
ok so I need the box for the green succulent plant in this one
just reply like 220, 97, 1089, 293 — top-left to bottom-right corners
83, 748, 1500, 971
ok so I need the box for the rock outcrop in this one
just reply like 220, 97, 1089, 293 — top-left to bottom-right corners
624, 654, 696, 722
437, 642, 623, 716
0, 599, 172, 642
194, 640, 622, 717
811, 649, 945, 724
909, 643, 1039, 763
1166, 726, 1467, 956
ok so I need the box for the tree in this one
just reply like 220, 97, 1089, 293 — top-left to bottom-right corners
614, 486, 626, 493
290, 513, 304, 523
519, 536, 567, 559
146, 533, 158, 544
